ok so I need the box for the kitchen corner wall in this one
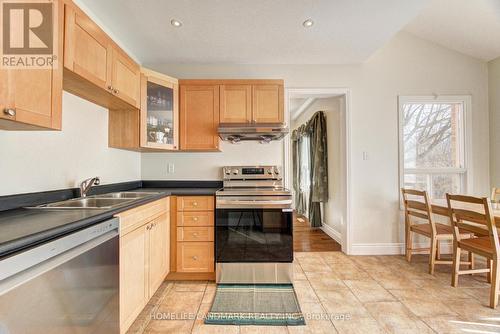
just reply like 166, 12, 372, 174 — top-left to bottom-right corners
141, 141, 283, 180
489, 57, 500, 188
0, 92, 141, 196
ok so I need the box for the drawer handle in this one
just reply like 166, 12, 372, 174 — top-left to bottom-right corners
4, 108, 16, 117
192, 256, 198, 260
192, 232, 199, 237
193, 217, 199, 222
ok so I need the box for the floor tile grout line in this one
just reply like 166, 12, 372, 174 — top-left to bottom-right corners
190, 281, 209, 334
297, 257, 343, 334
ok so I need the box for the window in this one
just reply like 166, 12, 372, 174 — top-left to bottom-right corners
399, 96, 470, 199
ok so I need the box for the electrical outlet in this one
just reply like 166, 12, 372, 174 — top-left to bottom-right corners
167, 163, 175, 174
362, 151, 369, 161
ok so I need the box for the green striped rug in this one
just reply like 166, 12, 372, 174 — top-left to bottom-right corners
204, 284, 305, 326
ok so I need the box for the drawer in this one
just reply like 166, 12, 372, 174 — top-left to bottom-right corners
177, 196, 214, 211
177, 211, 214, 226
116, 197, 169, 235
177, 226, 214, 242
177, 242, 214, 272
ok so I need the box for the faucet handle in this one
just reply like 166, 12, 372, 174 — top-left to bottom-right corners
94, 177, 101, 186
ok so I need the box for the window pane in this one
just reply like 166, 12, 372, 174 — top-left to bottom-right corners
403, 103, 463, 168
403, 174, 428, 192
431, 174, 461, 199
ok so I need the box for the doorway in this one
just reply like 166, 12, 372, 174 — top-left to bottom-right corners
284, 88, 351, 253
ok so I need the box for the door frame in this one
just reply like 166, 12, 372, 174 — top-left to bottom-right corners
283, 87, 353, 254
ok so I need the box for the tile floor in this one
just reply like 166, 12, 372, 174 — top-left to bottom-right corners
127, 252, 500, 334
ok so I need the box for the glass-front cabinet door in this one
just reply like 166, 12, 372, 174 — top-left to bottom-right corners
140, 69, 179, 150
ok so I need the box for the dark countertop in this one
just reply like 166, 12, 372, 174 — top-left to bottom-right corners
0, 185, 219, 258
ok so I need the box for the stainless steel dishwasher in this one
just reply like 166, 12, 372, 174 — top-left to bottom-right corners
0, 218, 119, 334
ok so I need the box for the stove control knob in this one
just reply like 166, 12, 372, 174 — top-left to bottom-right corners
275, 168, 280, 175
232, 169, 239, 175
267, 169, 273, 174
224, 168, 231, 175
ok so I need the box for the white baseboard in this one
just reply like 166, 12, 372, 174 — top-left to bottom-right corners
350, 241, 452, 256
320, 224, 342, 244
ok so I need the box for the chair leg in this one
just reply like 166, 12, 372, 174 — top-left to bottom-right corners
468, 251, 475, 271
436, 240, 441, 260
488, 260, 493, 284
405, 227, 412, 262
489, 260, 499, 309
452, 243, 461, 287
429, 237, 437, 275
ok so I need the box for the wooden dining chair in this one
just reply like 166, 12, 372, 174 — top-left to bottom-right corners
402, 188, 472, 275
447, 194, 500, 308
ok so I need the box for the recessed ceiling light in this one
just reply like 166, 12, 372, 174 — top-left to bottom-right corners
171, 19, 182, 28
302, 19, 314, 28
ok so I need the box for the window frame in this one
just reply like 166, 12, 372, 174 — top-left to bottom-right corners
398, 95, 472, 200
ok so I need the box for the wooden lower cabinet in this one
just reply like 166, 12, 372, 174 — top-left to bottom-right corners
177, 242, 214, 272
148, 213, 170, 297
119, 224, 148, 333
118, 198, 170, 334
169, 196, 215, 280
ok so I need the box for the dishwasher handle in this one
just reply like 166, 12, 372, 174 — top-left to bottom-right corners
0, 218, 119, 295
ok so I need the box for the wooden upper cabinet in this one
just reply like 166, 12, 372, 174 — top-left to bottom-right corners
63, 2, 139, 109
220, 84, 252, 124
111, 48, 140, 108
109, 68, 179, 151
140, 69, 179, 150
252, 84, 284, 123
0, 0, 63, 130
179, 84, 220, 151
64, 4, 111, 90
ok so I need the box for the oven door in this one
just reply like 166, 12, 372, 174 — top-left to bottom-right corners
216, 196, 294, 263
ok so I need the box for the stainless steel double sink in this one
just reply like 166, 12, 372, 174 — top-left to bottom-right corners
30, 192, 158, 210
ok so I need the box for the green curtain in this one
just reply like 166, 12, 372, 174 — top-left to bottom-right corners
292, 111, 328, 227
291, 126, 307, 215
307, 111, 328, 227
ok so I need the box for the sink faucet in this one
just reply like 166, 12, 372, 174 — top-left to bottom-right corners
79, 177, 101, 197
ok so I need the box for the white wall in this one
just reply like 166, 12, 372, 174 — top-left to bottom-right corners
147, 31, 490, 252
142, 141, 283, 180
291, 97, 345, 239
0, 92, 141, 196
489, 57, 500, 188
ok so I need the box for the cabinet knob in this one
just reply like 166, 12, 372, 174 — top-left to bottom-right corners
113, 89, 118, 94
3, 108, 16, 117
107, 85, 112, 91
192, 232, 199, 237
193, 202, 198, 206
192, 256, 198, 260
193, 217, 199, 222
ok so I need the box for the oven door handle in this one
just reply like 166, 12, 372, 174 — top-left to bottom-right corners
216, 199, 293, 209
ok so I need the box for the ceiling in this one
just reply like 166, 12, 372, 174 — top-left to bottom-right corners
404, 0, 500, 61
77, 0, 429, 65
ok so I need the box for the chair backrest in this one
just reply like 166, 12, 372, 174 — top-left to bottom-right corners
446, 194, 499, 253
492, 188, 500, 203
401, 188, 434, 232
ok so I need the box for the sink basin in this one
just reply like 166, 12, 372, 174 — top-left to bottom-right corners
93, 191, 157, 199
32, 197, 134, 210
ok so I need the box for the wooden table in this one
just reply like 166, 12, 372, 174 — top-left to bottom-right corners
431, 199, 500, 224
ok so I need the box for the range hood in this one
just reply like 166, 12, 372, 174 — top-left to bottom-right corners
218, 124, 289, 143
